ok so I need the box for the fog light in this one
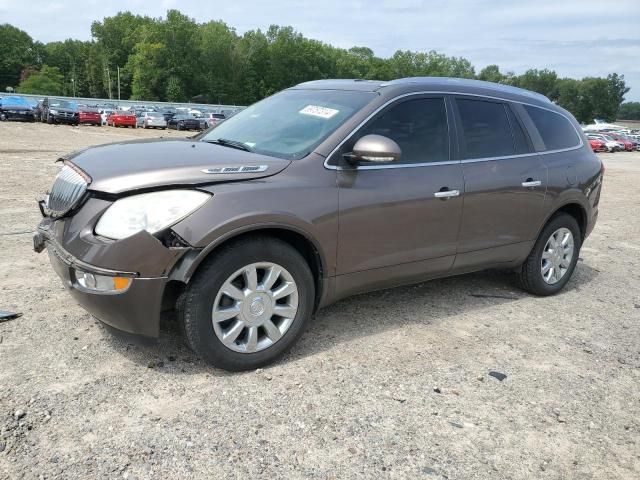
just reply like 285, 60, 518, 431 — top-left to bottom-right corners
76, 270, 132, 292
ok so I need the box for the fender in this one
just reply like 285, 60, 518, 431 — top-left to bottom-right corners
169, 215, 331, 284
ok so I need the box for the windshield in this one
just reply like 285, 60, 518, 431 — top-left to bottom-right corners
201, 89, 376, 159
50, 99, 76, 109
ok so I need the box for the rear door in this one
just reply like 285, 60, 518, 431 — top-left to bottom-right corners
452, 96, 547, 267
334, 95, 464, 277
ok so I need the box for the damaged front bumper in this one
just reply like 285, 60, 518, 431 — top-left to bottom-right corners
34, 197, 192, 338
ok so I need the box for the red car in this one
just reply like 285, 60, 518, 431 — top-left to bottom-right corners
588, 138, 607, 153
107, 111, 137, 128
78, 108, 102, 126
607, 133, 634, 151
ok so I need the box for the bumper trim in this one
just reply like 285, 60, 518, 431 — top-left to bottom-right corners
36, 227, 137, 277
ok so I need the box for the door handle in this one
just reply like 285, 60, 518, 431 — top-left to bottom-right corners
521, 180, 542, 188
434, 189, 460, 199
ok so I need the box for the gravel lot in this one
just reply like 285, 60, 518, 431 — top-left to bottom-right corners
0, 122, 639, 479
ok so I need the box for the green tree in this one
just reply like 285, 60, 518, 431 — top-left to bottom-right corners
514, 69, 559, 100
618, 102, 640, 120
16, 65, 64, 95
165, 76, 184, 102
127, 42, 164, 101
0, 24, 39, 90
477, 65, 505, 83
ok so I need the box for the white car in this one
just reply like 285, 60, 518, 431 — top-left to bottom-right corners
205, 112, 226, 128
99, 109, 114, 126
138, 111, 167, 129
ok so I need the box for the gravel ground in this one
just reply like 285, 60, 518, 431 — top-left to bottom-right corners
0, 122, 638, 479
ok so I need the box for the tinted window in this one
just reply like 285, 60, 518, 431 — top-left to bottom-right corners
356, 98, 449, 164
524, 105, 580, 151
457, 99, 515, 158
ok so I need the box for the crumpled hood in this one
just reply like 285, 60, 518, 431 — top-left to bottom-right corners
63, 138, 291, 194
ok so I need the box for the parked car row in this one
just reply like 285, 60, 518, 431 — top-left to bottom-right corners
585, 130, 640, 152
1, 95, 232, 131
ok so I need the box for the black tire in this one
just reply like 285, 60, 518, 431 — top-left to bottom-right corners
517, 212, 581, 296
178, 236, 315, 371
176, 123, 182, 131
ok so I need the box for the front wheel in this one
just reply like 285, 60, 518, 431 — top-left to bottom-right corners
517, 213, 581, 296
178, 237, 315, 371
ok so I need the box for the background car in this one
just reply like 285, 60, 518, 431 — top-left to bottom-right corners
138, 111, 167, 129
206, 112, 226, 128
607, 133, 635, 151
99, 108, 114, 126
0, 95, 34, 122
41, 98, 78, 125
160, 107, 177, 121
78, 107, 102, 126
588, 138, 607, 152
167, 114, 201, 131
588, 134, 621, 152
107, 111, 137, 128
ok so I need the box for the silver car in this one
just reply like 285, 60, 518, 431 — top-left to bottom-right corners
139, 111, 167, 129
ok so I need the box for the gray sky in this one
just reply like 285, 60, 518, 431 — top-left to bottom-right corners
2, 0, 639, 100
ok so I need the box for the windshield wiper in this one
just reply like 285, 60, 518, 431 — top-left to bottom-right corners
204, 138, 253, 152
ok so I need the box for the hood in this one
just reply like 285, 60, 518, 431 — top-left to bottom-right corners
63, 138, 291, 194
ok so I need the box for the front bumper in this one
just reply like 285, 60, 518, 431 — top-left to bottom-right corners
36, 230, 167, 338
54, 114, 79, 124
1, 110, 34, 121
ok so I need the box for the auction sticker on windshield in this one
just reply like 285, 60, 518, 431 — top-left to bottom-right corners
299, 105, 339, 119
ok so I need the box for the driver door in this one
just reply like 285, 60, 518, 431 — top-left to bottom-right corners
332, 96, 464, 292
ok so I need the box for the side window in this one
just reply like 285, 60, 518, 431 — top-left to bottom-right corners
456, 98, 516, 159
355, 98, 449, 164
524, 105, 580, 151
506, 105, 532, 154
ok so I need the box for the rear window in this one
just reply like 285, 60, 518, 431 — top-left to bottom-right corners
456, 99, 517, 159
524, 105, 580, 151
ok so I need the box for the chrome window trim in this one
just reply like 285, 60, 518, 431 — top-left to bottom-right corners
323, 90, 584, 171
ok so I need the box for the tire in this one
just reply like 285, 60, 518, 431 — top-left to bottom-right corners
517, 212, 581, 296
176, 124, 182, 131
178, 236, 315, 371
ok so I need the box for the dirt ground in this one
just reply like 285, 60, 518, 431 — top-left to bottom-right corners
0, 122, 638, 479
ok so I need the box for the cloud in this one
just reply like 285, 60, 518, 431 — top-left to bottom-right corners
1, 0, 639, 100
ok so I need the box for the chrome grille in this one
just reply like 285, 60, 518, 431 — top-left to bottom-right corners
44, 165, 88, 217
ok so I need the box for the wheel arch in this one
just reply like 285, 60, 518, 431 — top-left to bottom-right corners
539, 201, 588, 241
169, 224, 327, 311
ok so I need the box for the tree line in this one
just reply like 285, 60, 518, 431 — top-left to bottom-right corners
0, 10, 632, 123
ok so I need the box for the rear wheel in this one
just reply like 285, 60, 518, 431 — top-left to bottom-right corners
517, 213, 581, 296
178, 237, 314, 371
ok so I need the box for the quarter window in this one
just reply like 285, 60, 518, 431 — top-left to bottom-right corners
456, 99, 516, 159
524, 105, 580, 151
355, 98, 449, 164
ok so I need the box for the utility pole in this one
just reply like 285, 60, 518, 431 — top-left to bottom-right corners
106, 67, 112, 100
117, 66, 121, 103
71, 78, 76, 98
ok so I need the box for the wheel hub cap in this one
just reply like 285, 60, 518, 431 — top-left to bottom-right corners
212, 262, 299, 353
541, 227, 574, 285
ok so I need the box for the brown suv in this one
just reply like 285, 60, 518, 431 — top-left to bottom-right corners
34, 78, 604, 371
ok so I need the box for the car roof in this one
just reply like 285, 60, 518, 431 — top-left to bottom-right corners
292, 77, 553, 107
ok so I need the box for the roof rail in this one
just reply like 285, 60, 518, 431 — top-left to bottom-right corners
381, 77, 552, 103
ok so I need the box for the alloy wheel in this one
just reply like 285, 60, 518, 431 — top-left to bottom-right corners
541, 227, 574, 284
212, 262, 299, 353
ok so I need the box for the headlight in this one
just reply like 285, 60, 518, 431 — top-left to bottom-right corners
95, 190, 211, 240
49, 109, 58, 114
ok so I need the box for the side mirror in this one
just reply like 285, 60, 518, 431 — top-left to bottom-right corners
344, 134, 401, 164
